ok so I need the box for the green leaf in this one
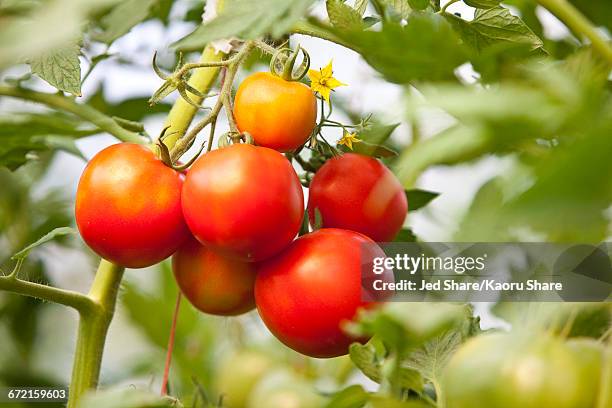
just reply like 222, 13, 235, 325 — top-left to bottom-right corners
78, 387, 180, 408
405, 313, 480, 386
463, 0, 501, 9
0, 113, 91, 170
407, 0, 429, 11
355, 0, 368, 15
380, 0, 412, 19
92, 0, 158, 44
172, 0, 315, 51
11, 227, 76, 260
359, 123, 399, 145
394, 228, 417, 242
327, 0, 364, 30
324, 384, 369, 408
333, 13, 468, 83
405, 189, 439, 211
29, 42, 82, 96
349, 342, 423, 391
341, 140, 398, 158
445, 6, 544, 54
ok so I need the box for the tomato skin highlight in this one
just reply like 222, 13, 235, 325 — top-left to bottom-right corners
75, 143, 189, 268
172, 236, 256, 316
234, 72, 317, 152
181, 144, 304, 262
443, 333, 595, 408
255, 228, 388, 358
307, 153, 407, 242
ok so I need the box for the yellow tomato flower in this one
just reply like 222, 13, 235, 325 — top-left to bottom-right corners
338, 131, 360, 150
307, 60, 346, 101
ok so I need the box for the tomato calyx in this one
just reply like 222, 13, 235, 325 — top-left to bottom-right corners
217, 131, 254, 148
270, 45, 311, 82
155, 125, 205, 171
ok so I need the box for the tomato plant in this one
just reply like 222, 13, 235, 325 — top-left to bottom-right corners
0, 0, 610, 407
234, 72, 317, 152
172, 235, 256, 316
255, 228, 388, 358
75, 143, 189, 268
182, 143, 304, 261
308, 153, 407, 242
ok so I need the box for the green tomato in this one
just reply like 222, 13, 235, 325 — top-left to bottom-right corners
443, 333, 594, 408
246, 369, 326, 408
216, 350, 276, 408
566, 338, 604, 407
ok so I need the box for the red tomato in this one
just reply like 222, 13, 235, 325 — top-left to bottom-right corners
182, 144, 304, 262
172, 236, 256, 316
255, 228, 389, 358
307, 153, 407, 242
75, 143, 189, 268
233, 72, 317, 152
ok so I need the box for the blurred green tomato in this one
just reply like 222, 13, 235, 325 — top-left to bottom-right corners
443, 333, 595, 408
566, 338, 604, 407
247, 370, 326, 408
216, 350, 276, 408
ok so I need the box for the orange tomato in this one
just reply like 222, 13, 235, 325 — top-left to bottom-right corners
234, 72, 317, 152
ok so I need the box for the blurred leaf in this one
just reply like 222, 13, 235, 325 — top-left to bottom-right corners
464, 0, 501, 8
359, 123, 399, 145
0, 0, 119, 69
87, 87, 171, 122
92, 0, 158, 44
79, 387, 180, 408
12, 227, 75, 261
368, 395, 431, 407
172, 0, 315, 51
405, 189, 439, 211
445, 7, 544, 54
394, 228, 417, 242
333, 13, 467, 83
407, 0, 429, 11
404, 312, 480, 386
29, 41, 82, 96
379, 0, 412, 19
355, 0, 368, 15
325, 384, 368, 408
340, 140, 398, 158
349, 342, 423, 391
0, 113, 91, 170
327, 0, 364, 30
348, 303, 470, 352
150, 0, 174, 25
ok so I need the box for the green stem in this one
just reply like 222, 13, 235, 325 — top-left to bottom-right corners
0, 275, 95, 313
67, 260, 124, 408
537, 0, 612, 65
0, 86, 144, 144
439, 0, 459, 14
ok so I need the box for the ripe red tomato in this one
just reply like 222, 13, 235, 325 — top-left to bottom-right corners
182, 144, 304, 262
172, 236, 256, 316
255, 228, 389, 358
307, 153, 407, 242
233, 72, 317, 152
75, 143, 189, 268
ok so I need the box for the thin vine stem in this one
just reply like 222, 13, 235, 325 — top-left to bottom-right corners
161, 292, 182, 396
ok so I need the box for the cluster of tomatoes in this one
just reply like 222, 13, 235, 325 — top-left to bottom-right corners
75, 71, 406, 358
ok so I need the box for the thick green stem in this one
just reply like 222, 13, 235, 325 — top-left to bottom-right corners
67, 260, 124, 408
0, 86, 144, 144
537, 0, 612, 65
